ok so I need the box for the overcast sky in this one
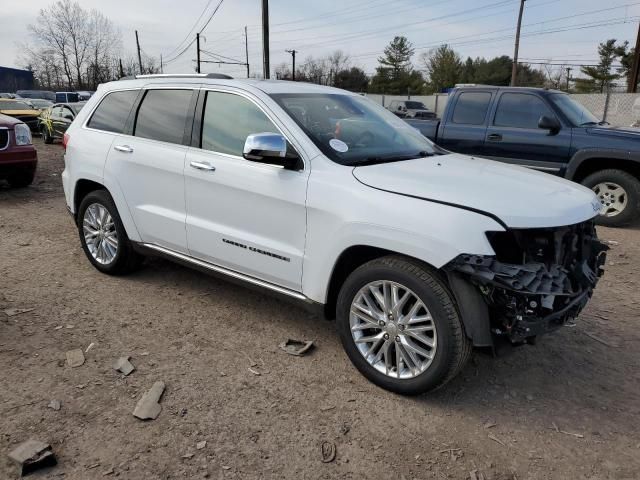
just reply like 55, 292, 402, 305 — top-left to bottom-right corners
2, 0, 640, 78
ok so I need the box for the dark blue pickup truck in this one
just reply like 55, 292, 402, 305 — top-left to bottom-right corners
406, 86, 640, 226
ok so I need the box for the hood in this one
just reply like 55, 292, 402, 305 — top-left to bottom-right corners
0, 109, 40, 116
587, 125, 640, 139
352, 153, 600, 229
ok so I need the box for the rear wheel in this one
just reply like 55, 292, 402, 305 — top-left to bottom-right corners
582, 169, 640, 227
336, 256, 471, 395
77, 190, 142, 275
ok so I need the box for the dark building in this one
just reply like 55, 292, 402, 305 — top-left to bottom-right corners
0, 66, 34, 92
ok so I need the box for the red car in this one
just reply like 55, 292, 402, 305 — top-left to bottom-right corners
0, 113, 37, 187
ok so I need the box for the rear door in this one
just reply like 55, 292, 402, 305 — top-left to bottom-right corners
483, 92, 571, 173
438, 90, 493, 155
183, 88, 309, 290
104, 87, 196, 253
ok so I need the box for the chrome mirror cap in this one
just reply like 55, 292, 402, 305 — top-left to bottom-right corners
243, 133, 287, 161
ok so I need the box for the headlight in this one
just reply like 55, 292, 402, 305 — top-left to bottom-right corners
15, 123, 32, 146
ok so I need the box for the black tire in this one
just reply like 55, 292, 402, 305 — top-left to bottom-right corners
8, 168, 35, 188
77, 189, 143, 275
336, 255, 472, 395
42, 127, 54, 144
582, 169, 640, 227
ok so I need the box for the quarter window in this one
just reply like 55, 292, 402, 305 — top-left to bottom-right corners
87, 90, 138, 133
134, 89, 193, 144
201, 91, 279, 156
451, 92, 492, 125
494, 93, 555, 129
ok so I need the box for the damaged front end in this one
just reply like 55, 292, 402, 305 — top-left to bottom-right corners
445, 221, 608, 345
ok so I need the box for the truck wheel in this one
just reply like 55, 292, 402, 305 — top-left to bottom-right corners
77, 190, 143, 275
336, 255, 471, 395
582, 169, 640, 227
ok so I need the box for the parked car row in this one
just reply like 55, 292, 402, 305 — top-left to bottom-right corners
405, 86, 640, 227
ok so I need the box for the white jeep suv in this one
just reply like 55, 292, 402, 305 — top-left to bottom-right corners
62, 74, 607, 394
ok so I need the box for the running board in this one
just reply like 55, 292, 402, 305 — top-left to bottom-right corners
137, 243, 310, 303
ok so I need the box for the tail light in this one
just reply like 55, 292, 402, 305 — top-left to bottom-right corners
62, 133, 70, 151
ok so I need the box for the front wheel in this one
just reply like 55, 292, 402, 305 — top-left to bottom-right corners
77, 190, 142, 275
582, 169, 640, 227
336, 256, 471, 395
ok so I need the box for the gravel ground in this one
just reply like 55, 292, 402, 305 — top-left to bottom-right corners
1, 139, 639, 480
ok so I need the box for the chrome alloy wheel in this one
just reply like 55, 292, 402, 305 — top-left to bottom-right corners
349, 280, 437, 379
83, 203, 118, 265
593, 182, 628, 217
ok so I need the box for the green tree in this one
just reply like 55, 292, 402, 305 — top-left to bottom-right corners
460, 57, 476, 84
420, 44, 462, 93
334, 67, 369, 92
577, 39, 622, 93
370, 36, 425, 94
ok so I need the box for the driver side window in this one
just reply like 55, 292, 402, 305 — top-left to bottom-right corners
201, 91, 279, 157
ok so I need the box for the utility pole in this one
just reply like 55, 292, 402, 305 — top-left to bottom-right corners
510, 0, 526, 86
629, 22, 640, 93
196, 33, 201, 74
244, 26, 250, 78
160, 54, 163, 74
119, 58, 124, 78
566, 67, 572, 91
135, 30, 143, 75
286, 49, 297, 81
262, 0, 270, 78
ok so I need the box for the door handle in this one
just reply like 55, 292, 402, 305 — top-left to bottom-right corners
190, 160, 216, 171
487, 134, 503, 142
114, 144, 134, 153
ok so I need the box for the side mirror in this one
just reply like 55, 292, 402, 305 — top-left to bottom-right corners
243, 133, 301, 170
538, 115, 560, 134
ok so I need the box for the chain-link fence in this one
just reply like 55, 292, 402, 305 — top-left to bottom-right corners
363, 91, 640, 127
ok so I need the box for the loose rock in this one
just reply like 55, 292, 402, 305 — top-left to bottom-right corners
47, 400, 61, 411
8, 439, 57, 476
279, 338, 315, 356
133, 381, 166, 420
113, 356, 136, 376
196, 441, 207, 450
3, 308, 35, 317
321, 441, 336, 463
66, 349, 85, 368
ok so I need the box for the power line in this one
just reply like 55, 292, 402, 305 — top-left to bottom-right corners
164, 0, 217, 60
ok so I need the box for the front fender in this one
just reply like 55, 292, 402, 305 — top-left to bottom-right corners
565, 148, 640, 179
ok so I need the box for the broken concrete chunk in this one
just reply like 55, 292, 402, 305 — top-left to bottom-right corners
47, 400, 61, 411
8, 439, 57, 476
113, 356, 135, 376
279, 338, 315, 356
196, 441, 207, 450
133, 381, 165, 420
66, 349, 85, 368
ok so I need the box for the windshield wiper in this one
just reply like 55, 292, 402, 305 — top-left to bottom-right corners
351, 151, 433, 166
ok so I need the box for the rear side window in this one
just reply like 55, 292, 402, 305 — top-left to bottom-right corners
494, 93, 555, 129
201, 91, 278, 156
451, 92, 492, 125
87, 90, 138, 133
134, 89, 193, 145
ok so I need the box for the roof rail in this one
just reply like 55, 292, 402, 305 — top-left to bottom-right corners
128, 73, 233, 80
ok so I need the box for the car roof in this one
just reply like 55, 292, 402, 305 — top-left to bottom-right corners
0, 113, 24, 126
103, 75, 355, 96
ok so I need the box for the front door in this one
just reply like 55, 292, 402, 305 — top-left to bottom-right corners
483, 92, 571, 173
105, 88, 195, 253
184, 89, 308, 291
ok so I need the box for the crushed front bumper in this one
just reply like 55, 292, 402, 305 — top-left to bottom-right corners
445, 220, 608, 344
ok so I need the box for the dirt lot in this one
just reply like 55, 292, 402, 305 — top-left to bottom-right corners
1, 138, 639, 480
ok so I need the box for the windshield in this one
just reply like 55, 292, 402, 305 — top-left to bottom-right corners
270, 93, 436, 166
549, 93, 599, 126
30, 99, 53, 108
405, 101, 427, 110
0, 100, 33, 110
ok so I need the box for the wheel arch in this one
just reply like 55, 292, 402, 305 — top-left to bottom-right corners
566, 150, 640, 183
